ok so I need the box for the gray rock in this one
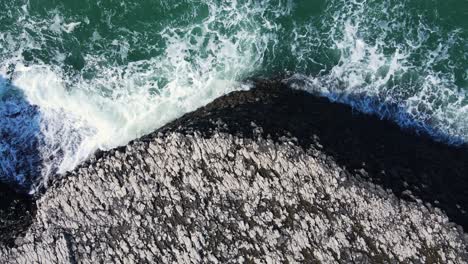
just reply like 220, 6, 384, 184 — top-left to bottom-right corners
0, 131, 466, 263
1, 84, 467, 263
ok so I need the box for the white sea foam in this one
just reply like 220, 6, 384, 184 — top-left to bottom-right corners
0, 0, 466, 191
0, 0, 291, 191
287, 0, 468, 143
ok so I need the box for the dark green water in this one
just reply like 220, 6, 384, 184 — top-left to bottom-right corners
0, 0, 466, 188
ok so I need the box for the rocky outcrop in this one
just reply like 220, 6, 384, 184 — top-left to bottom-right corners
0, 182, 34, 248
1, 82, 467, 263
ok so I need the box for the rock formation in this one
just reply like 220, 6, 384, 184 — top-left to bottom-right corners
1, 82, 467, 263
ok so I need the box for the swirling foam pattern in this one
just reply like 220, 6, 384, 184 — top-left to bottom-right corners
0, 0, 466, 190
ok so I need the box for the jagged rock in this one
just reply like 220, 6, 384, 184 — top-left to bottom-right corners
0, 83, 467, 263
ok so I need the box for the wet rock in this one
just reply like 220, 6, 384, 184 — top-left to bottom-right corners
0, 182, 34, 248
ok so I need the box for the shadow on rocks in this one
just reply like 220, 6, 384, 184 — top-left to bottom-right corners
156, 79, 468, 232
0, 75, 37, 246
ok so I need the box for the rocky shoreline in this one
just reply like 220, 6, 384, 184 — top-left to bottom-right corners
0, 82, 467, 262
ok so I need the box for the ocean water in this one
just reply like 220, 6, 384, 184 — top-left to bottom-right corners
0, 0, 466, 191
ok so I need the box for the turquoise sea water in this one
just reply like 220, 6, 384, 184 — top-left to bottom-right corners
0, 0, 467, 190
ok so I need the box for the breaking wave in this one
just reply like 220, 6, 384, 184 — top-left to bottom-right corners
0, 0, 466, 191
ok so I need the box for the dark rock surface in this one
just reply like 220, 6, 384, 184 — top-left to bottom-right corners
159, 80, 468, 231
0, 182, 34, 247
1, 82, 467, 263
